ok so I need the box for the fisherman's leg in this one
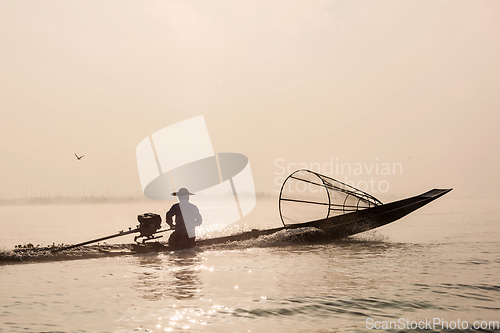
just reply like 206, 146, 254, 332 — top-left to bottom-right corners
168, 231, 181, 249
178, 233, 191, 249
169, 231, 191, 250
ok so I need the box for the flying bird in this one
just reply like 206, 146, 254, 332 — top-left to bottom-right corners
75, 154, 84, 160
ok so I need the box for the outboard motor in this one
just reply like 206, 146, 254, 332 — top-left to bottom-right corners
134, 213, 162, 243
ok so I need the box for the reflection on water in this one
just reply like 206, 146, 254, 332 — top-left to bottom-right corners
133, 251, 203, 301
168, 251, 203, 300
133, 254, 166, 301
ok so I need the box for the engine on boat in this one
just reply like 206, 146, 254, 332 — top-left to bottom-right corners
134, 213, 162, 243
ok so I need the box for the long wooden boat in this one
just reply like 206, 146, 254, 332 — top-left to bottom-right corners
127, 187, 450, 253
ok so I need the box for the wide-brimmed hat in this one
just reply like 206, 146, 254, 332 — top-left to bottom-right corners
172, 188, 195, 197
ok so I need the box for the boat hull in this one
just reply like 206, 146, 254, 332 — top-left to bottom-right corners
193, 188, 452, 248
284, 188, 452, 239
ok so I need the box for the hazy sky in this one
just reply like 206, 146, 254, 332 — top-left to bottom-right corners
1, 0, 499, 199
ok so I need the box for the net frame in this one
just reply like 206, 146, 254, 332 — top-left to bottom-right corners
278, 169, 383, 227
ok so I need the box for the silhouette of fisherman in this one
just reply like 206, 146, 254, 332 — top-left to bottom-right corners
166, 188, 203, 250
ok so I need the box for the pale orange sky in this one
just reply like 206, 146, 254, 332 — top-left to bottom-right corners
1, 0, 499, 199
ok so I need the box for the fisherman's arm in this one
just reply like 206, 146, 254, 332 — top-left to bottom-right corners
165, 205, 177, 229
194, 208, 203, 226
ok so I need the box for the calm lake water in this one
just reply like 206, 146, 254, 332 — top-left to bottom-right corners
1, 196, 499, 332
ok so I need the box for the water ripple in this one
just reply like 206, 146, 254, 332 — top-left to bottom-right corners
230, 296, 441, 320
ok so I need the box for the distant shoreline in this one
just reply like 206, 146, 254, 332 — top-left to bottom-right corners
0, 196, 152, 206
0, 192, 277, 206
